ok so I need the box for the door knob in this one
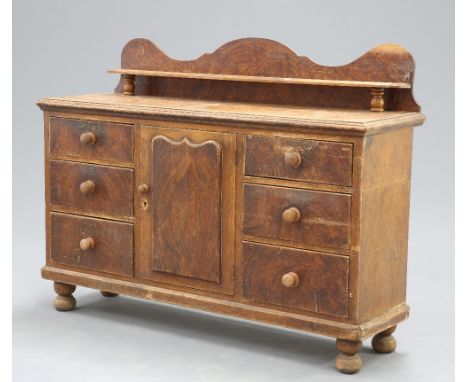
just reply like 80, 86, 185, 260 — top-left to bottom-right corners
138, 184, 150, 194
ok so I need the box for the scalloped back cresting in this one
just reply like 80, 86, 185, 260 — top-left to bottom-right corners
110, 38, 420, 112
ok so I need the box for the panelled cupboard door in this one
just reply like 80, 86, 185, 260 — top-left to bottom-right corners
138, 125, 236, 294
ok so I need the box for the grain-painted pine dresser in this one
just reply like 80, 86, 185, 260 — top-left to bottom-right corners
37, 38, 425, 374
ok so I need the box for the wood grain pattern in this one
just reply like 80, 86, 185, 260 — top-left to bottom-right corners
119, 38, 414, 82
243, 184, 351, 249
356, 128, 414, 321
151, 135, 222, 282
138, 126, 236, 294
37, 94, 425, 136
242, 242, 349, 317
50, 213, 133, 276
38, 38, 425, 373
49, 117, 133, 163
245, 135, 353, 186
111, 38, 420, 111
49, 160, 133, 218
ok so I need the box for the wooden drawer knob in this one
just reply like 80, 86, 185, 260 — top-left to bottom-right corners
79, 237, 95, 251
79, 180, 95, 194
281, 272, 299, 288
282, 207, 301, 223
80, 132, 96, 145
137, 184, 150, 194
284, 149, 302, 168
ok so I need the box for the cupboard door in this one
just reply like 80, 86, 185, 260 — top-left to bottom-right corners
138, 126, 236, 294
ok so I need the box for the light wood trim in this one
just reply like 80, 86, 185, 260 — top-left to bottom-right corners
243, 235, 354, 257
49, 154, 134, 169
243, 175, 353, 194
38, 96, 426, 137
49, 207, 135, 224
108, 69, 411, 89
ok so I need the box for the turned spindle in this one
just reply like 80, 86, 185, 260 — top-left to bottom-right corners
53, 281, 77, 312
335, 339, 362, 374
123, 74, 135, 96
371, 325, 397, 353
370, 87, 385, 111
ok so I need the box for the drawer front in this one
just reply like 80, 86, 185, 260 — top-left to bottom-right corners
49, 117, 133, 163
242, 242, 349, 317
243, 184, 351, 249
245, 136, 353, 186
50, 213, 133, 277
50, 160, 133, 218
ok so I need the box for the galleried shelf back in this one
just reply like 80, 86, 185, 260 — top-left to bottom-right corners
38, 37, 424, 374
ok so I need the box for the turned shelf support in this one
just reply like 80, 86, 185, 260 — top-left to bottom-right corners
370, 87, 385, 111
123, 74, 135, 96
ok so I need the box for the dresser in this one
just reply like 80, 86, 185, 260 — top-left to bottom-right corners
37, 38, 425, 374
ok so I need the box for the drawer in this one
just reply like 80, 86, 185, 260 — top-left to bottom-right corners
49, 117, 133, 163
50, 213, 133, 276
243, 184, 351, 249
245, 136, 353, 186
50, 160, 133, 218
242, 242, 349, 317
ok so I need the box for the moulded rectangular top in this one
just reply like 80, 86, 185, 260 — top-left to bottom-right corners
37, 93, 425, 136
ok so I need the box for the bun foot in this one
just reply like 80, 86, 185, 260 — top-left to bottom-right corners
101, 290, 119, 297
335, 339, 362, 374
53, 282, 76, 311
372, 325, 397, 353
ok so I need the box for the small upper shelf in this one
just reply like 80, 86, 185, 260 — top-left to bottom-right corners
110, 38, 420, 112
107, 68, 411, 89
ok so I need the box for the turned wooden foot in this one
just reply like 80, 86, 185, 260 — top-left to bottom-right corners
372, 325, 397, 353
100, 290, 119, 297
335, 339, 362, 374
53, 282, 76, 311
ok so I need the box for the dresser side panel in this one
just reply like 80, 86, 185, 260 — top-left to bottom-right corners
357, 128, 414, 322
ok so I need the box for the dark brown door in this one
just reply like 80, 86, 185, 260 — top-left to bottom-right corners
138, 126, 236, 294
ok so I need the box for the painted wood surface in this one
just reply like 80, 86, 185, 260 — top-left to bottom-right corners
50, 213, 133, 276
243, 184, 351, 249
245, 135, 353, 186
151, 135, 222, 282
49, 160, 133, 218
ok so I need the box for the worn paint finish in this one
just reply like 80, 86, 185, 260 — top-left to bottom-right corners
38, 37, 425, 374
242, 242, 349, 317
151, 135, 222, 282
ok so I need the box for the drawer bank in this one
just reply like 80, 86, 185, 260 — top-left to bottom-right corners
37, 38, 425, 374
